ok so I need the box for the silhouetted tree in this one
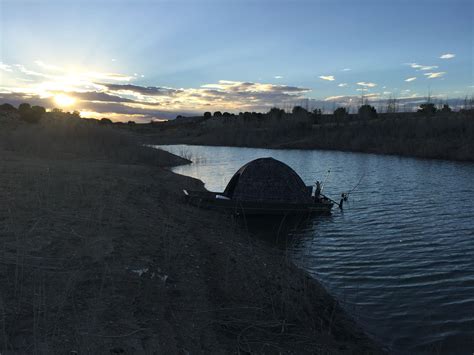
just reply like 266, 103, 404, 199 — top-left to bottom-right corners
203, 111, 212, 119
18, 103, 31, 115
312, 108, 322, 123
268, 107, 285, 120
51, 108, 63, 113
99, 117, 113, 125
128, 121, 136, 125
213, 111, 222, 117
441, 104, 452, 113
0, 103, 17, 112
358, 104, 377, 120
333, 107, 348, 126
32, 105, 46, 116
17, 103, 44, 123
418, 103, 437, 115
292, 106, 308, 116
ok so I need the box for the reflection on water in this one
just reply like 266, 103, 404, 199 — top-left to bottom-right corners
155, 144, 474, 354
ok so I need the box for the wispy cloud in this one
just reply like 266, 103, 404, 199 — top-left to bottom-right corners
0, 62, 13, 72
408, 63, 438, 71
405, 77, 417, 82
341, 68, 351, 71
319, 75, 335, 81
357, 82, 377, 87
274, 75, 283, 79
424, 72, 446, 79
338, 83, 348, 87
440, 53, 455, 59
34, 60, 64, 72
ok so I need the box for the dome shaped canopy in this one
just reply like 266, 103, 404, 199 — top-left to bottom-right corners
223, 158, 312, 203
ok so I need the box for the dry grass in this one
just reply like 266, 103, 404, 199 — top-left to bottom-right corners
0, 113, 384, 353
149, 111, 474, 161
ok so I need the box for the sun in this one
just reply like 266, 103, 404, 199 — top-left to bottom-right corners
54, 94, 76, 107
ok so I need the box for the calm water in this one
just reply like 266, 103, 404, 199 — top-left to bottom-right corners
155, 144, 474, 354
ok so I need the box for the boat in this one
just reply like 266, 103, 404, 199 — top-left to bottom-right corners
183, 157, 334, 215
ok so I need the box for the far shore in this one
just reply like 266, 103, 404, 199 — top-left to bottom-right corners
132, 110, 474, 162
0, 112, 384, 353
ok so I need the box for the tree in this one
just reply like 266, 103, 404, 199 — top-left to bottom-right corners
18, 103, 31, 115
292, 106, 308, 116
333, 107, 348, 126
0, 103, 17, 112
441, 104, 452, 113
99, 117, 113, 125
358, 104, 377, 120
18, 103, 44, 123
213, 111, 222, 117
127, 120, 136, 125
222, 112, 231, 117
32, 105, 46, 116
51, 108, 63, 113
203, 111, 212, 118
312, 108, 322, 123
417, 103, 437, 115
268, 107, 285, 119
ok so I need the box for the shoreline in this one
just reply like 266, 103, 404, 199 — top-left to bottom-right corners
136, 111, 474, 163
0, 116, 384, 353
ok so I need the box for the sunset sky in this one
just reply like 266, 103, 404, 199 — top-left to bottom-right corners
1, 0, 472, 122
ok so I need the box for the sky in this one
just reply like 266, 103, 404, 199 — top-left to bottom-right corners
0, 0, 473, 122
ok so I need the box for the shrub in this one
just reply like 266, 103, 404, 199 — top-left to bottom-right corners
99, 117, 113, 125
18, 103, 44, 123
292, 106, 308, 116
418, 103, 437, 115
358, 104, 377, 119
0, 103, 17, 112
441, 104, 452, 113
333, 107, 348, 126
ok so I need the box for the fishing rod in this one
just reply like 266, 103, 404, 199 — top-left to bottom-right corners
320, 169, 331, 193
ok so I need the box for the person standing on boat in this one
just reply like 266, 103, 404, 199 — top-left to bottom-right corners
314, 181, 321, 201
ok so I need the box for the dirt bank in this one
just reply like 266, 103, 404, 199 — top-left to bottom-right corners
0, 116, 384, 353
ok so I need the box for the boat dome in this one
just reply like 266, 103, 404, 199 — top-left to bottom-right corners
223, 158, 312, 203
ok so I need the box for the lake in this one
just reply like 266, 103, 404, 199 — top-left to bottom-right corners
155, 144, 474, 354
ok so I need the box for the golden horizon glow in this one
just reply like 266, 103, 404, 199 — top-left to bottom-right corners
54, 93, 76, 107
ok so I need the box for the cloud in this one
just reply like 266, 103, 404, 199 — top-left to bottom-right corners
0, 62, 13, 72
98, 83, 182, 96
338, 83, 348, 87
440, 53, 455, 59
319, 75, 335, 81
357, 82, 377, 87
407, 63, 438, 71
424, 72, 446, 79
34, 60, 63, 72
274, 75, 283, 79
341, 68, 351, 71
405, 77, 417, 82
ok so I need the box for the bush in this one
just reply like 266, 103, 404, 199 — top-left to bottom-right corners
0, 103, 17, 112
441, 104, 452, 113
358, 104, 377, 120
99, 118, 113, 125
418, 103, 437, 115
18, 103, 44, 123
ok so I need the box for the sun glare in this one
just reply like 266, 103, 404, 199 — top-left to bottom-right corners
54, 93, 76, 107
